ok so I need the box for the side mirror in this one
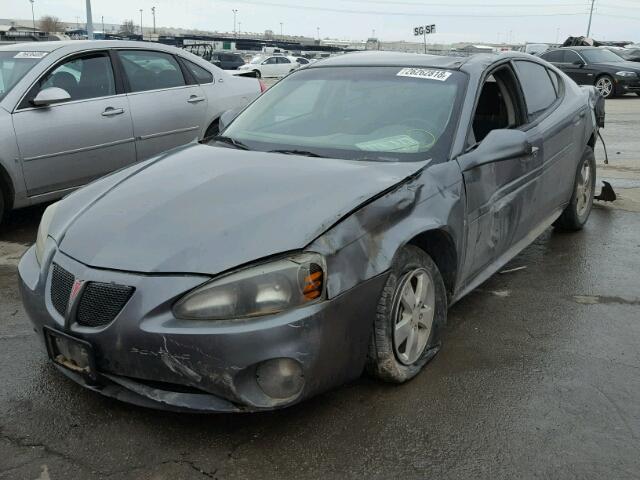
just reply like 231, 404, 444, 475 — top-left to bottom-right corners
458, 129, 532, 171
31, 87, 71, 107
219, 108, 243, 132
573, 59, 586, 67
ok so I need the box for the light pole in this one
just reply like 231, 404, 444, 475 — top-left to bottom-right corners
586, 0, 595, 37
280, 22, 283, 40
232, 9, 238, 35
151, 6, 156, 34
139, 9, 143, 37
85, 0, 94, 40
29, 0, 36, 33
238, 22, 241, 35
101, 15, 104, 35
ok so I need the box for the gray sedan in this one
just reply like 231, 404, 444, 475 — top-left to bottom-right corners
19, 51, 601, 412
0, 40, 262, 223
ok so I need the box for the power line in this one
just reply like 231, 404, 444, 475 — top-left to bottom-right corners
343, 0, 587, 7
221, 1, 591, 18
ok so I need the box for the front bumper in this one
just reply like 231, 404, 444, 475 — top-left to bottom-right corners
19, 245, 387, 412
614, 76, 640, 94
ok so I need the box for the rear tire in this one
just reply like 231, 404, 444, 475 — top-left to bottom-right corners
367, 245, 447, 383
554, 146, 596, 231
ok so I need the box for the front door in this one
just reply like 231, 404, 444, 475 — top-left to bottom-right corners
116, 49, 209, 160
562, 50, 596, 85
458, 65, 540, 283
13, 51, 136, 196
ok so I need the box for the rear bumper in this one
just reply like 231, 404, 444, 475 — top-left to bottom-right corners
19, 245, 387, 412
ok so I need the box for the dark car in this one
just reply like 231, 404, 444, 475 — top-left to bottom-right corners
20, 51, 601, 413
211, 52, 245, 70
541, 46, 640, 98
606, 47, 640, 63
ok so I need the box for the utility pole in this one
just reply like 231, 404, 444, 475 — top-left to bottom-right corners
280, 22, 283, 40
101, 15, 104, 35
586, 0, 595, 37
29, 0, 36, 33
232, 9, 238, 36
139, 9, 143, 37
151, 6, 156, 34
85, 0, 94, 39
317, 26, 320, 41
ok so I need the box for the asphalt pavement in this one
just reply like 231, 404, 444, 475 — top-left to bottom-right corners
0, 96, 639, 480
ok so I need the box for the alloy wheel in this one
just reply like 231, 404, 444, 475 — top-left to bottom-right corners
576, 157, 593, 218
595, 77, 613, 98
393, 268, 436, 365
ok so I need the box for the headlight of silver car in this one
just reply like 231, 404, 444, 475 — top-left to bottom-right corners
615, 71, 637, 78
173, 253, 326, 320
35, 202, 59, 265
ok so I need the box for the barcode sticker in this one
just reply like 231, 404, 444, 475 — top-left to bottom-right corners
14, 51, 48, 59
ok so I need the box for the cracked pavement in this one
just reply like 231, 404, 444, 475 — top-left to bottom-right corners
0, 98, 639, 479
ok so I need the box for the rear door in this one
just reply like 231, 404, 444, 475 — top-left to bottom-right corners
261, 57, 279, 77
12, 50, 136, 196
276, 56, 293, 76
116, 49, 208, 160
513, 60, 582, 215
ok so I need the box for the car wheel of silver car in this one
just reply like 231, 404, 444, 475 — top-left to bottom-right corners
367, 245, 447, 383
595, 75, 615, 99
554, 146, 596, 231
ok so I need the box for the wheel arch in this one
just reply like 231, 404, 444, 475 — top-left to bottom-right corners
405, 228, 458, 299
0, 162, 15, 211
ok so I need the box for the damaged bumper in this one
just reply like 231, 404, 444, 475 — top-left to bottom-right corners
18, 246, 386, 412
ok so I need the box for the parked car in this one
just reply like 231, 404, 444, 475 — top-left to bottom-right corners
291, 56, 311, 66
237, 54, 298, 78
540, 46, 640, 98
604, 46, 640, 63
210, 52, 245, 70
20, 51, 602, 413
0, 40, 262, 224
522, 43, 550, 56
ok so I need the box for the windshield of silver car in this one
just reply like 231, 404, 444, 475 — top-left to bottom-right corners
0, 51, 46, 101
219, 66, 466, 162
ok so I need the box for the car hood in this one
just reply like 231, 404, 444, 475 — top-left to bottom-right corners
57, 144, 428, 275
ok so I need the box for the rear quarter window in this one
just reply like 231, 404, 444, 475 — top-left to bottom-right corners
513, 60, 558, 121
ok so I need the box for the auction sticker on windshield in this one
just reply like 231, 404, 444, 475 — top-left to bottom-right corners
397, 68, 452, 81
14, 51, 48, 59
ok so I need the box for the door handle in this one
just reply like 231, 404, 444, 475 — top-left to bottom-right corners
102, 107, 124, 117
187, 95, 206, 104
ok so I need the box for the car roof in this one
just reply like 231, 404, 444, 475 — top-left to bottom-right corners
552, 46, 600, 51
307, 50, 532, 71
0, 40, 182, 53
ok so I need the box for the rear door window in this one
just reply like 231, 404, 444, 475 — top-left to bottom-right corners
183, 59, 213, 84
277, 57, 291, 64
513, 60, 557, 121
118, 50, 186, 92
541, 50, 565, 63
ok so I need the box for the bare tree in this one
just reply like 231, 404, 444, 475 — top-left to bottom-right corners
119, 20, 136, 35
39, 15, 61, 33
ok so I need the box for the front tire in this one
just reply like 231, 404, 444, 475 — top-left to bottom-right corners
253, 69, 262, 79
367, 245, 447, 383
554, 146, 596, 231
595, 75, 615, 99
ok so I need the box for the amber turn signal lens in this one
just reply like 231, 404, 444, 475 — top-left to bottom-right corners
302, 269, 323, 300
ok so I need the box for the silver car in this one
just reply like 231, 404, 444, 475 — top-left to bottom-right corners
0, 40, 262, 223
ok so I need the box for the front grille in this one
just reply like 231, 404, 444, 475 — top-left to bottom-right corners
50, 263, 75, 316
76, 282, 134, 328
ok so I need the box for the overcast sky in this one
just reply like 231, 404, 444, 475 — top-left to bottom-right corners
5, 0, 640, 44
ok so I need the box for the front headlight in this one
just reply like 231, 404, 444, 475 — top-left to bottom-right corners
35, 202, 59, 265
173, 253, 326, 320
615, 71, 637, 78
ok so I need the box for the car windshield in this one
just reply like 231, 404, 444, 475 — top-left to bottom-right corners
250, 56, 265, 64
220, 66, 466, 162
582, 49, 624, 63
0, 51, 46, 101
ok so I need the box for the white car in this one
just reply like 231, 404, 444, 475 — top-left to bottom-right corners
237, 55, 298, 78
0, 40, 263, 223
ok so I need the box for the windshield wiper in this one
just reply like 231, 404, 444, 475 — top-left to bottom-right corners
212, 135, 250, 150
268, 149, 327, 158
